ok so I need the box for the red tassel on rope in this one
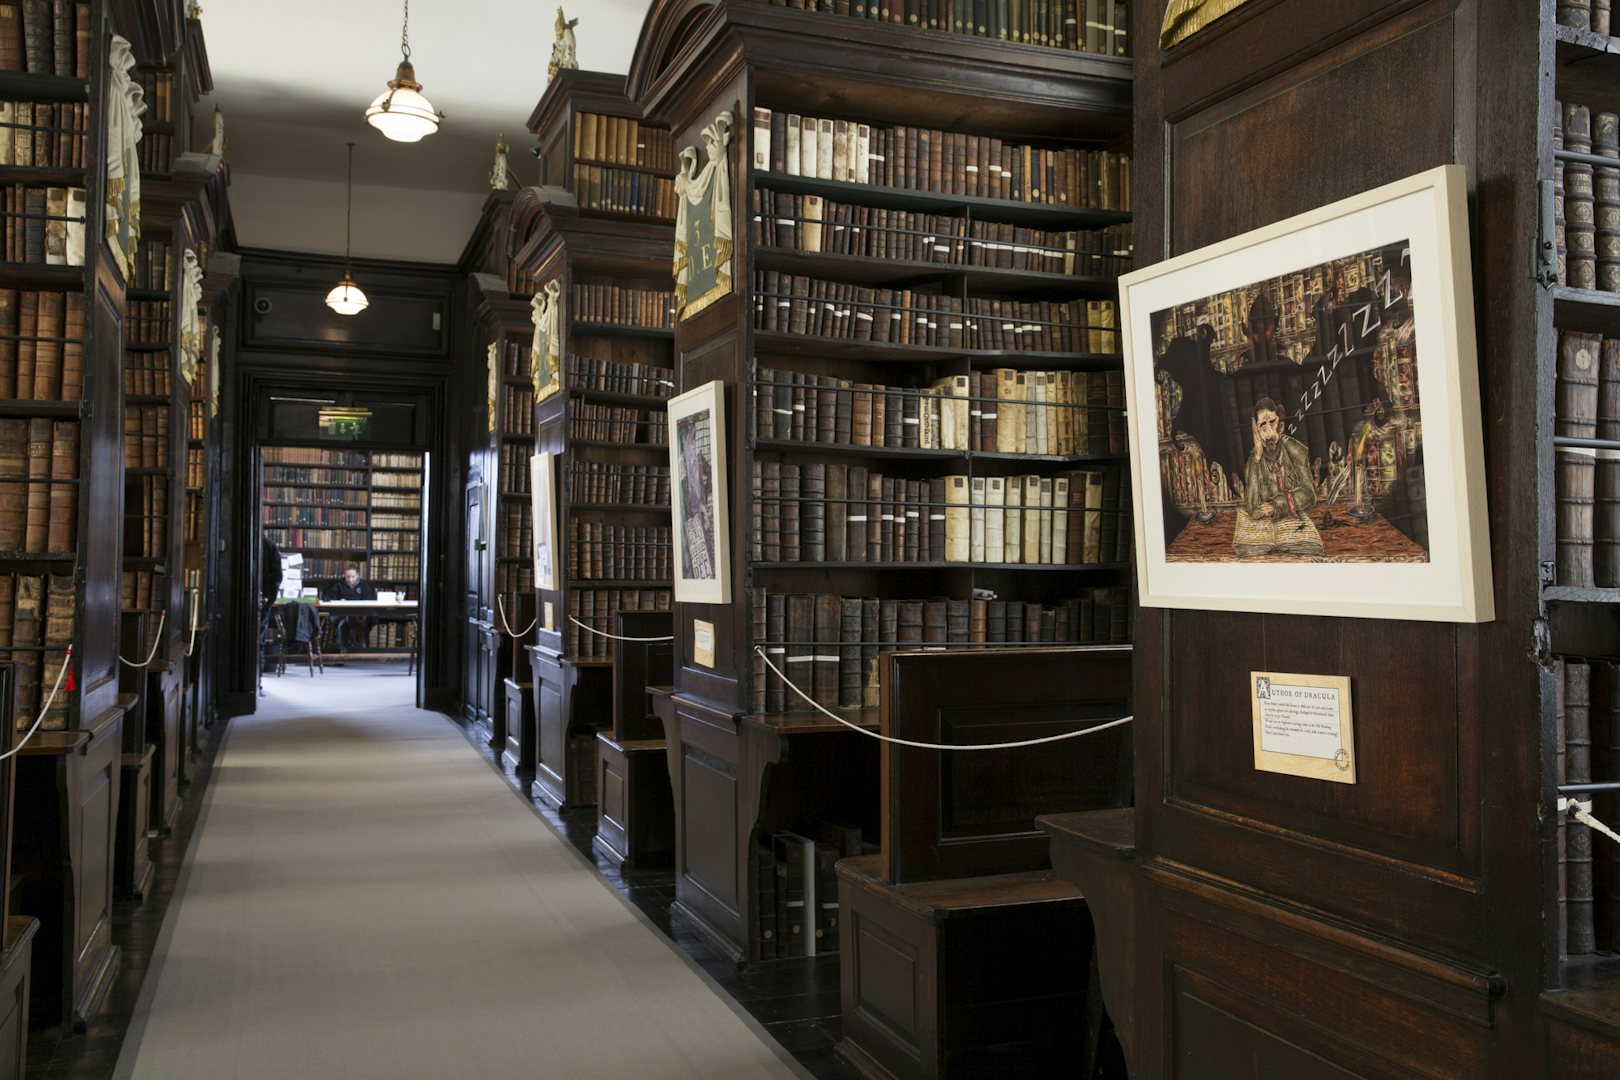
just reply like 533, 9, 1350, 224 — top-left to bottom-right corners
63, 646, 75, 692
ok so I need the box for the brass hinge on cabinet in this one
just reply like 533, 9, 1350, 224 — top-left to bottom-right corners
1536, 179, 1560, 289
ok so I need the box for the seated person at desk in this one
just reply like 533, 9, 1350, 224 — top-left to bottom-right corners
323, 565, 377, 651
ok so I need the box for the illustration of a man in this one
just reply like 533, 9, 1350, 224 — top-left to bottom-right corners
1234, 397, 1324, 558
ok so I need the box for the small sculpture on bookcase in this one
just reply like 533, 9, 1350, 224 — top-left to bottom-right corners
179, 249, 205, 386
209, 106, 227, 158
105, 35, 146, 279
1160, 0, 1260, 48
673, 111, 734, 320
531, 278, 563, 403
490, 133, 513, 191
487, 341, 500, 434
549, 7, 579, 82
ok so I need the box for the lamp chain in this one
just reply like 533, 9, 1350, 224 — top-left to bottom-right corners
401, 0, 411, 61
344, 142, 355, 276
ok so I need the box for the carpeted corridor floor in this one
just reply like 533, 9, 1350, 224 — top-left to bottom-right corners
111, 667, 807, 1080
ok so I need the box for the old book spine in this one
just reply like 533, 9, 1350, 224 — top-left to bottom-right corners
20, 0, 47, 73
30, 287, 60, 398
765, 591, 786, 713
837, 596, 862, 709
800, 462, 825, 562
1561, 0, 1593, 29
1598, 112, 1620, 292
1596, 0, 1613, 35
1568, 104, 1599, 291
1598, 338, 1620, 586
45, 418, 72, 553
12, 573, 41, 725
1568, 660, 1597, 955
0, 418, 23, 551
0, 5, 21, 71
825, 462, 847, 562
23, 415, 47, 550
1560, 331, 1603, 585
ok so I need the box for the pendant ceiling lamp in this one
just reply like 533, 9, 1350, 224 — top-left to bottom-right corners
325, 143, 368, 316
364, 0, 442, 142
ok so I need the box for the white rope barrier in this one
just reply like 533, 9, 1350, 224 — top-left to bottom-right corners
568, 615, 674, 643
754, 646, 1132, 751
496, 595, 537, 638
1568, 799, 1620, 849
118, 611, 168, 668
0, 645, 72, 763
182, 592, 202, 658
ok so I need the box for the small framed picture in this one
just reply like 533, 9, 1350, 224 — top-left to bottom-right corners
668, 379, 731, 604
530, 451, 559, 592
1119, 164, 1493, 623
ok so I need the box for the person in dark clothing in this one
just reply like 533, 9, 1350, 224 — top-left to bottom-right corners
323, 565, 377, 651
261, 536, 283, 605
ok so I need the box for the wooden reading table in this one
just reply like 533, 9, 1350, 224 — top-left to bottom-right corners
318, 600, 421, 672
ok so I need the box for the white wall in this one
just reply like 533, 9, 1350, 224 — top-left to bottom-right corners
229, 174, 488, 265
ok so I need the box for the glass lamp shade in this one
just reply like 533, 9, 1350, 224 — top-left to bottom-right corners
325, 276, 369, 316
364, 62, 440, 143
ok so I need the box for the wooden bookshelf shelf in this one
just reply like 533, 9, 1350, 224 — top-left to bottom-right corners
754, 171, 1132, 229
0, 399, 80, 417
567, 387, 674, 408
1555, 285, 1620, 335
1555, 23, 1620, 117
569, 438, 669, 452
569, 502, 671, 513
753, 247, 1127, 296
750, 437, 1126, 465
0, 265, 85, 291
752, 330, 1121, 367
0, 71, 91, 104
0, 165, 87, 186
570, 321, 675, 340
753, 561, 1130, 572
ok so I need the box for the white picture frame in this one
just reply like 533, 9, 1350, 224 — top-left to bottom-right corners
530, 451, 558, 592
668, 379, 731, 604
1120, 164, 1493, 623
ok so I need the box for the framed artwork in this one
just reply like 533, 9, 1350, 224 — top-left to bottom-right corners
668, 379, 731, 604
530, 451, 559, 592
673, 110, 734, 321
1120, 164, 1493, 623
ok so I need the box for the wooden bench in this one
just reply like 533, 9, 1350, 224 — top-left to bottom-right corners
836, 646, 1131, 1080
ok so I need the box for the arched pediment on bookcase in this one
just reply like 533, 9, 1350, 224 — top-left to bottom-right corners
626, 0, 724, 118
506, 187, 565, 290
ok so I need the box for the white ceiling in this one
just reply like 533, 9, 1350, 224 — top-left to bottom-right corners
197, 0, 655, 262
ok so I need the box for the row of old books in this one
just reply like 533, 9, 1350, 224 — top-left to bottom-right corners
126, 299, 170, 345
265, 446, 366, 467
0, 101, 89, 168
370, 467, 421, 489
185, 445, 203, 489
370, 528, 415, 554
499, 443, 532, 494
501, 504, 532, 559
1554, 329, 1620, 587
1559, 0, 1615, 33
0, 184, 84, 265
362, 622, 414, 649
120, 568, 158, 610
1555, 101, 1620, 293
261, 526, 367, 550
185, 490, 201, 542
372, 452, 421, 469
0, 416, 74, 553
371, 490, 420, 509
749, 587, 1131, 713
123, 354, 169, 397
369, 552, 419, 580
752, 463, 1129, 565
570, 403, 669, 444
565, 587, 673, 659
122, 404, 168, 467
0, 573, 73, 730
498, 338, 531, 380
188, 398, 203, 439
565, 521, 672, 581
137, 134, 172, 175
754, 365, 1125, 456
262, 506, 367, 527
0, 1, 90, 77
568, 462, 670, 506
130, 237, 174, 292
264, 476, 369, 501
1554, 657, 1620, 958
751, 107, 1131, 210
497, 564, 533, 610
573, 112, 676, 174
750, 188, 1134, 275
0, 288, 83, 400
759, 0, 1129, 55
371, 511, 416, 531
570, 284, 676, 329
571, 164, 677, 220
753, 822, 867, 961
568, 355, 674, 399
502, 384, 534, 435
755, 272, 1118, 353
127, 475, 165, 557
131, 68, 172, 124
302, 555, 358, 579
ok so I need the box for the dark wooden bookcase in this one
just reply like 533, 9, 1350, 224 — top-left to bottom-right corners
509, 70, 677, 812
629, 0, 1132, 963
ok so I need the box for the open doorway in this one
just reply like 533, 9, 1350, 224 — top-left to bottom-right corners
257, 444, 427, 697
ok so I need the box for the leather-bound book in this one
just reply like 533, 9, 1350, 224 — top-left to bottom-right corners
41, 573, 71, 727
1596, 0, 1613, 34
812, 594, 840, 707
865, 470, 883, 560
72, 0, 85, 77
0, 288, 15, 397
780, 463, 800, 561
851, 383, 873, 446
48, 0, 66, 74
800, 462, 825, 562
765, 592, 786, 713
833, 378, 853, 443
22, 185, 43, 263
838, 596, 862, 708
816, 376, 837, 443
1596, 112, 1620, 292
0, 5, 21, 71
944, 474, 970, 562
1597, 338, 1620, 585
45, 419, 73, 553
1559, 331, 1602, 438
23, 416, 47, 551
825, 463, 848, 561
0, 418, 24, 551
1567, 103, 1599, 291
967, 476, 984, 562
846, 465, 867, 562
1561, 0, 1593, 29
785, 593, 815, 708
12, 574, 41, 723
14, 291, 34, 399
1560, 331, 1602, 585
20, 0, 47, 73
31, 287, 61, 398
922, 599, 947, 646
1567, 660, 1597, 955
860, 598, 879, 707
